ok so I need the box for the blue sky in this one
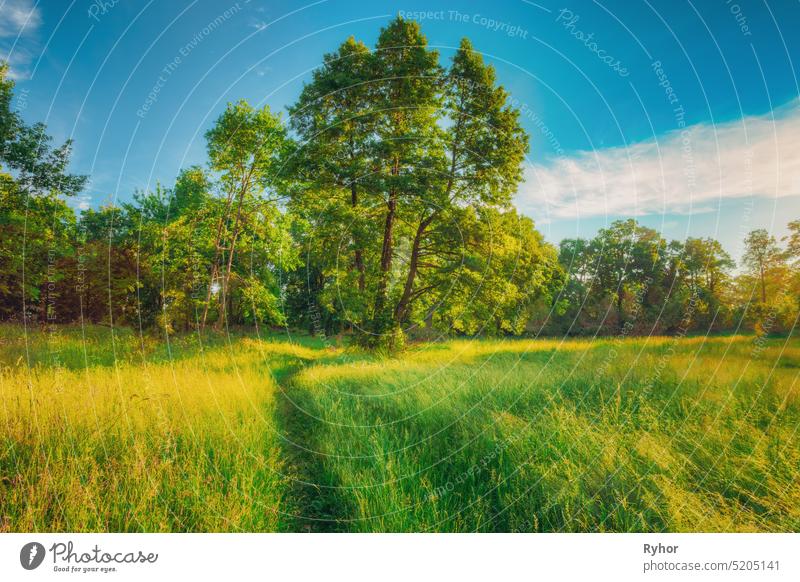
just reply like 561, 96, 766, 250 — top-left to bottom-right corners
2, 0, 799, 260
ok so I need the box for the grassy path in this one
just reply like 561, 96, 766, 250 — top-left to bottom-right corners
272, 355, 355, 532
269, 338, 800, 532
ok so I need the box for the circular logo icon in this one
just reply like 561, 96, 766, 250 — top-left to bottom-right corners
20, 542, 46, 570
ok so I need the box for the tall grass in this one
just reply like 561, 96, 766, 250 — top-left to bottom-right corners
291, 336, 800, 532
1, 325, 797, 531
0, 325, 320, 531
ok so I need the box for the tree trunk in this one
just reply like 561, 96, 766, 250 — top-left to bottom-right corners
216, 189, 246, 330
351, 183, 365, 292
371, 151, 401, 336
372, 192, 396, 333
204, 164, 255, 330
201, 191, 236, 329
395, 213, 434, 324
201, 261, 219, 328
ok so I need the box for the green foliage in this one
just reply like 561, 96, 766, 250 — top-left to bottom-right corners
0, 64, 86, 323
0, 63, 86, 197
0, 16, 797, 341
786, 220, 800, 263
742, 229, 786, 303
547, 218, 796, 337
286, 17, 540, 349
201, 101, 291, 330
0, 179, 77, 321
425, 207, 562, 336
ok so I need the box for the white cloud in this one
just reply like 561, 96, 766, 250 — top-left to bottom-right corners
516, 100, 800, 222
0, 0, 41, 38
0, 0, 42, 79
3, 46, 34, 79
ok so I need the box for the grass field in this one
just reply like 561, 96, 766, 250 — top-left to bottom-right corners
1, 325, 798, 532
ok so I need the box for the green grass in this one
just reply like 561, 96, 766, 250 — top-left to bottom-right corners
1, 325, 798, 532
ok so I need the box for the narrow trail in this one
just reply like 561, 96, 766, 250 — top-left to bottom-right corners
272, 357, 354, 532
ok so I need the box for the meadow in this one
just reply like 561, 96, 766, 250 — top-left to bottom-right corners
0, 324, 798, 532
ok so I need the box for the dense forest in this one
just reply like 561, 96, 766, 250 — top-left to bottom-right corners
1, 18, 798, 348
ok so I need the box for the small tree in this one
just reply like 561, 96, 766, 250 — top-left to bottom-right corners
742, 229, 783, 304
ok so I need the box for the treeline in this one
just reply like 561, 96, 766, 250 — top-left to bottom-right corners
547, 220, 799, 336
1, 18, 798, 347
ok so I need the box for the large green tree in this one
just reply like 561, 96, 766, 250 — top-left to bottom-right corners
286, 17, 538, 348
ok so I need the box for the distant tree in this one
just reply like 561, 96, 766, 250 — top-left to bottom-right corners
559, 238, 593, 291
125, 176, 211, 331
742, 229, 783, 304
784, 220, 800, 320
681, 237, 734, 295
668, 237, 735, 331
547, 222, 739, 335
70, 204, 140, 325
785, 220, 800, 265
590, 219, 665, 330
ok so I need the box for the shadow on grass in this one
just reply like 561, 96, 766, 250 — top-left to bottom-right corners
0, 324, 332, 371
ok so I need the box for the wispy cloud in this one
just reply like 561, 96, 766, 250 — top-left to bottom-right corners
516, 100, 800, 222
0, 0, 41, 38
249, 20, 267, 31
3, 46, 34, 79
0, 0, 42, 79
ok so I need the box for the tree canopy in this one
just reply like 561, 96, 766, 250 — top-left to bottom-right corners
0, 20, 797, 345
